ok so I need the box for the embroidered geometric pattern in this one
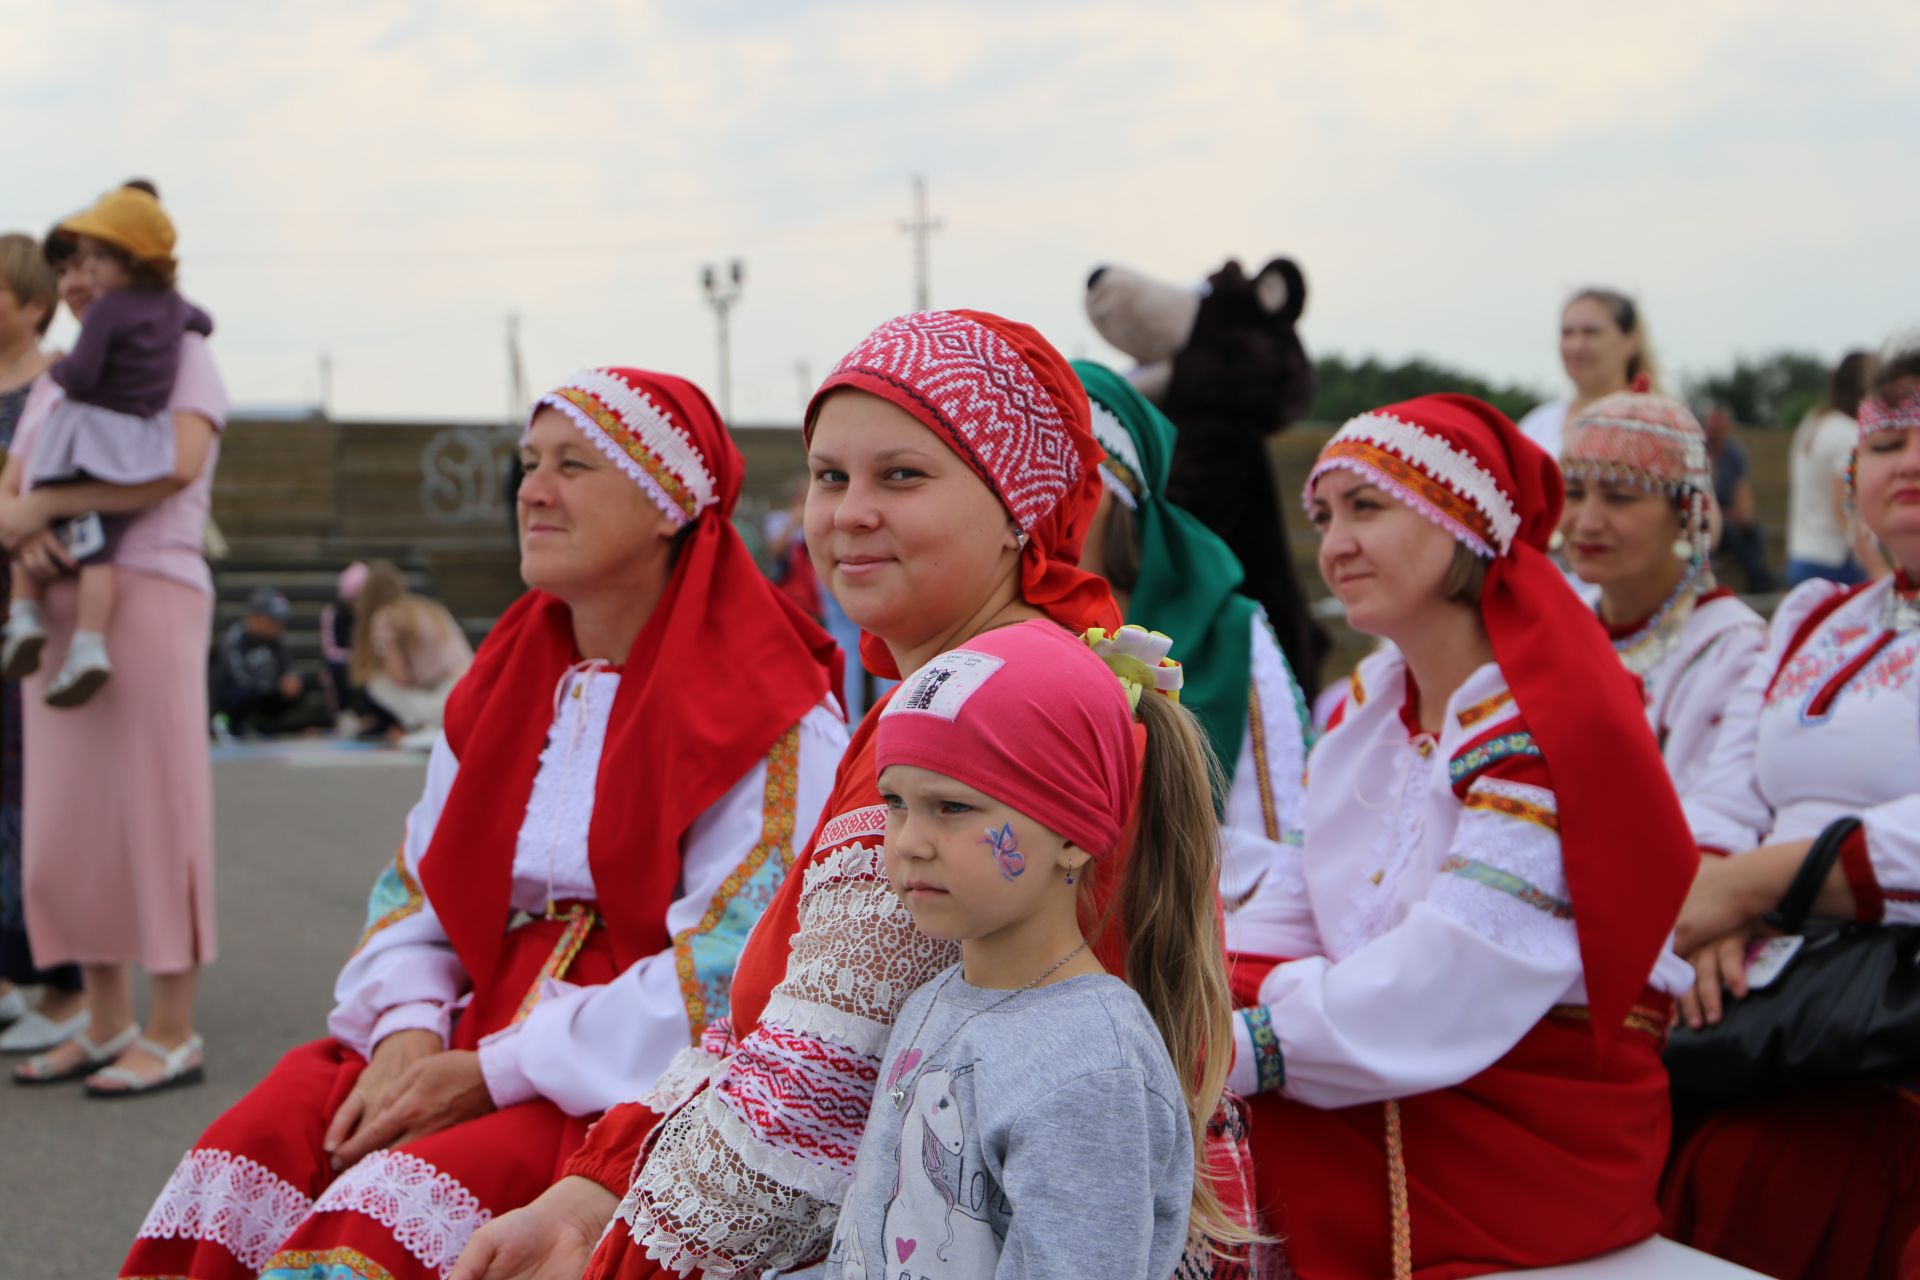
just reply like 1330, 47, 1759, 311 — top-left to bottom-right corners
355, 846, 425, 955
1308, 412, 1521, 555
674, 725, 802, 1036
258, 1246, 398, 1280
1859, 387, 1920, 436
1463, 778, 1559, 833
1455, 689, 1514, 731
1561, 393, 1712, 497
134, 1147, 315, 1272
1549, 1002, 1670, 1042
1439, 855, 1573, 919
812, 803, 889, 856
1241, 1005, 1285, 1094
510, 904, 600, 1025
1448, 731, 1541, 789
713, 1022, 881, 1178
824, 312, 1078, 533
306, 1150, 491, 1278
537, 367, 719, 526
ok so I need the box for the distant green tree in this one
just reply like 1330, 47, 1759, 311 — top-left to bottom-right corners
1685, 351, 1829, 428
1309, 355, 1544, 425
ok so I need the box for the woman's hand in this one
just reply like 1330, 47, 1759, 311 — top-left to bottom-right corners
1674, 843, 1812, 954
324, 1028, 445, 1168
331, 1048, 494, 1169
1675, 925, 1757, 1030
12, 529, 72, 582
0, 490, 50, 552
449, 1176, 619, 1280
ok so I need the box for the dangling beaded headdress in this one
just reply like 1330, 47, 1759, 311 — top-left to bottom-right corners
1560, 387, 1717, 584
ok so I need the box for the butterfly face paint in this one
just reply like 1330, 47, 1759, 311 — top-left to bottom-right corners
982, 822, 1025, 882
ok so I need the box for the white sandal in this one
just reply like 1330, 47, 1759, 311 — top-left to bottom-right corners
13, 1021, 140, 1085
85, 1032, 205, 1098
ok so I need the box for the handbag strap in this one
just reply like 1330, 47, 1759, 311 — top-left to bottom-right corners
1765, 817, 1863, 934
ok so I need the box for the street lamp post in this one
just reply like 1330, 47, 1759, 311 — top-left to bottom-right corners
701, 258, 746, 418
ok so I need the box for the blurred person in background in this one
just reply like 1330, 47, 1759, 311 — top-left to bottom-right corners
320, 560, 395, 739
1787, 350, 1878, 586
1559, 390, 1766, 800
0, 180, 225, 1096
349, 559, 473, 750
1518, 286, 1657, 459
1703, 404, 1777, 591
0, 233, 83, 1052
209, 586, 309, 739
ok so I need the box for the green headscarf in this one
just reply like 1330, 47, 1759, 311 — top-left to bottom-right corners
1074, 360, 1258, 806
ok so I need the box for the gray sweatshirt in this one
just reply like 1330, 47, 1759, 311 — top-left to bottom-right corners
816, 965, 1193, 1280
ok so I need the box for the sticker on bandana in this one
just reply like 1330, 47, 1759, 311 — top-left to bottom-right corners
882, 651, 1006, 722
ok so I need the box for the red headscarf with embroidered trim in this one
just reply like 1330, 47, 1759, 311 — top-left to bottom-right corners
419, 368, 842, 981
1307, 393, 1697, 1048
805, 310, 1121, 677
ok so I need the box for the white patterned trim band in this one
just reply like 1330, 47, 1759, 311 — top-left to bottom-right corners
1089, 403, 1143, 509
1308, 412, 1521, 556
135, 1148, 315, 1273
308, 1150, 492, 1278
531, 368, 719, 527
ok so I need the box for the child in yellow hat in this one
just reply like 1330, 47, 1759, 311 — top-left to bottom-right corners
2, 187, 214, 706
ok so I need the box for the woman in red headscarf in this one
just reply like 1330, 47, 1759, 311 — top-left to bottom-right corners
1226, 395, 1698, 1278
119, 369, 848, 1280
454, 311, 1122, 1280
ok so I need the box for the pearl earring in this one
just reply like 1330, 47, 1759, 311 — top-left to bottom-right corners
1548, 530, 1567, 552
1672, 538, 1695, 560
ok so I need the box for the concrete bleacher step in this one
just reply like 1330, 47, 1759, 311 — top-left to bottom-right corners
1495, 1236, 1765, 1277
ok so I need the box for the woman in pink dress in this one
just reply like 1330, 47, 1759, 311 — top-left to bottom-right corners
0, 181, 226, 1096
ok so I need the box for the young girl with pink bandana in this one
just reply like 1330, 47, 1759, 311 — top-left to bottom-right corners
815, 619, 1245, 1279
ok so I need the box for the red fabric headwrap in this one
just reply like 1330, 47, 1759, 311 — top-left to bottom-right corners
1319, 393, 1698, 1048
875, 620, 1138, 858
420, 369, 842, 982
806, 310, 1120, 679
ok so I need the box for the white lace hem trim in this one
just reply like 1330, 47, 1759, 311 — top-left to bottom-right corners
308, 1149, 493, 1278
135, 1147, 314, 1272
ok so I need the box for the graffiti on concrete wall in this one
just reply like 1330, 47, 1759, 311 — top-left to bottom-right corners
420, 426, 516, 524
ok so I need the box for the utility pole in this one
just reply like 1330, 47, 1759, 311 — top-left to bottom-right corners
318, 351, 332, 418
795, 359, 813, 415
898, 174, 942, 311
701, 259, 746, 418
505, 312, 528, 425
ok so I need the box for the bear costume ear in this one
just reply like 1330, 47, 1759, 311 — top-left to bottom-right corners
1254, 258, 1307, 323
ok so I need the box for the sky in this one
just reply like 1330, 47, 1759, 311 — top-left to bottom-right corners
6, 0, 1916, 424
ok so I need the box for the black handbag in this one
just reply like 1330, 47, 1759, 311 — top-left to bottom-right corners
1664, 818, 1920, 1115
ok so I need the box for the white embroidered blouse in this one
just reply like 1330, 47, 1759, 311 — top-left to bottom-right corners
327, 666, 848, 1117
1619, 590, 1767, 803
1684, 577, 1920, 921
1226, 647, 1693, 1105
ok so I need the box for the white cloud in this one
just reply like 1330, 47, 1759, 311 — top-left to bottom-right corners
3, 0, 1913, 420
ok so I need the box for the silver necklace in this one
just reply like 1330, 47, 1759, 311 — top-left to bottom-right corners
887, 941, 1087, 1108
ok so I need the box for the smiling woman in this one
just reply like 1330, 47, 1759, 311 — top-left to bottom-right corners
120, 367, 848, 1280
1229, 394, 1698, 1277
452, 310, 1124, 1280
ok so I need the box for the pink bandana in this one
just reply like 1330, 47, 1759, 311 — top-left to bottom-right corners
1860, 387, 1920, 437
876, 620, 1138, 858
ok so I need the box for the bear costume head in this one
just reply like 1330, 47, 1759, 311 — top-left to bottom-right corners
1085, 256, 1327, 693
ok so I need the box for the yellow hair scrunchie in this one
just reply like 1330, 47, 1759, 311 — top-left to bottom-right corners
1082, 624, 1184, 715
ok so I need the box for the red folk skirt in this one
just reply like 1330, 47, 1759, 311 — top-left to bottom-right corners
1238, 952, 1673, 1279
1661, 1082, 1920, 1280
121, 911, 621, 1280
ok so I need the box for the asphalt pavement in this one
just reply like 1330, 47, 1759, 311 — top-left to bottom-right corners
0, 742, 429, 1280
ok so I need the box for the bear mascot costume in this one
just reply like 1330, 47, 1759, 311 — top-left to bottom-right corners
1086, 257, 1328, 694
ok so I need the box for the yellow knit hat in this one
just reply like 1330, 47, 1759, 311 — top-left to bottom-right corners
57, 187, 178, 273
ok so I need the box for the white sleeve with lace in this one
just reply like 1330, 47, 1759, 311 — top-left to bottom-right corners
612, 833, 960, 1278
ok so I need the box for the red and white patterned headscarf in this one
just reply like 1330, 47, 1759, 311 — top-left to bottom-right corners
806, 309, 1119, 678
